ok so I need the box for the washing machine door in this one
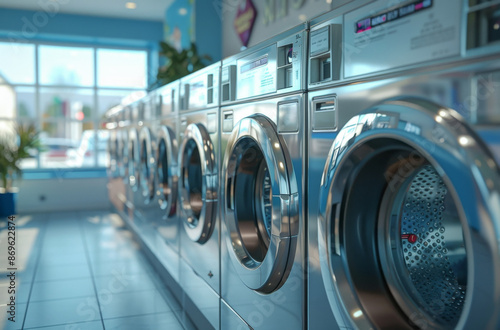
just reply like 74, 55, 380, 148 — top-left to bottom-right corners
319, 97, 500, 329
128, 128, 140, 192
120, 130, 129, 182
156, 125, 178, 216
179, 123, 217, 244
139, 127, 155, 204
222, 114, 299, 294
108, 132, 118, 177
117, 130, 127, 179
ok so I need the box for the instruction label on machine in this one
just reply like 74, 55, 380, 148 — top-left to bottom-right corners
344, 0, 461, 78
237, 45, 277, 99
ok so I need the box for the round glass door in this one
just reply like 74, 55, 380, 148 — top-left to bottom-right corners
128, 129, 140, 192
108, 132, 118, 177
179, 123, 216, 243
139, 127, 155, 204
318, 98, 500, 329
120, 131, 129, 181
379, 164, 467, 327
117, 130, 127, 178
223, 115, 299, 293
231, 140, 272, 263
156, 125, 178, 216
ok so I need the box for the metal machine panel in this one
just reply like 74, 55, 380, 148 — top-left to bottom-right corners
220, 300, 250, 330
220, 94, 306, 329
179, 62, 220, 111
343, 0, 462, 78
178, 108, 220, 328
221, 24, 308, 105
308, 55, 500, 330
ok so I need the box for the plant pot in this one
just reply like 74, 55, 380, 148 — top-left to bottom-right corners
0, 192, 16, 217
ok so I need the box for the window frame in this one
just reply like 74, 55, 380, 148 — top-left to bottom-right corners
0, 39, 149, 170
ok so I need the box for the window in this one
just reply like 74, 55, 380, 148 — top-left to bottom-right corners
97, 49, 147, 88
0, 41, 148, 169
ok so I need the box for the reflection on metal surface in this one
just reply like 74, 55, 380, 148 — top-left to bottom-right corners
381, 164, 467, 328
232, 140, 272, 262
179, 123, 217, 244
222, 114, 299, 293
128, 129, 140, 192
139, 127, 155, 204
317, 97, 500, 329
156, 125, 178, 216
185, 142, 202, 224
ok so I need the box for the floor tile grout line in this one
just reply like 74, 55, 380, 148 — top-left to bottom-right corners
146, 269, 187, 329
100, 309, 182, 322
32, 275, 94, 284
20, 213, 49, 330
78, 212, 107, 330
27, 294, 97, 304
22, 318, 101, 329
124, 223, 187, 329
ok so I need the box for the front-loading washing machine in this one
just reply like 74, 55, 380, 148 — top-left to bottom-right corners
129, 96, 158, 240
308, 1, 500, 329
219, 24, 308, 329
119, 105, 134, 219
126, 99, 142, 218
177, 62, 220, 329
104, 107, 122, 196
105, 107, 127, 213
138, 81, 182, 285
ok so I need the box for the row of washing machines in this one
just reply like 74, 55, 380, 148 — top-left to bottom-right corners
105, 1, 500, 329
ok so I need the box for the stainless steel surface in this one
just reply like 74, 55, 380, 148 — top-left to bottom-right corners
222, 114, 298, 293
343, 1, 461, 78
308, 2, 500, 328
220, 25, 307, 330
139, 126, 155, 204
179, 122, 217, 243
127, 127, 140, 194
155, 124, 178, 219
102, 1, 500, 328
142, 83, 182, 284
314, 97, 500, 329
221, 24, 308, 105
177, 109, 220, 292
177, 61, 221, 329
310, 52, 500, 330
220, 299, 251, 330
378, 164, 467, 328
220, 93, 306, 329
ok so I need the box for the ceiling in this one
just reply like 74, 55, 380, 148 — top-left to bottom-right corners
0, 0, 173, 21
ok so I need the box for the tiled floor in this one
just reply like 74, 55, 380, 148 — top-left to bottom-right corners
0, 211, 184, 330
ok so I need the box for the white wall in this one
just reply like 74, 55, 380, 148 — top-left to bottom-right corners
222, 0, 352, 58
17, 177, 111, 213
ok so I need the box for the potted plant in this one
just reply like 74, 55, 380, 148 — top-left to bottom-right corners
153, 42, 212, 88
0, 124, 42, 217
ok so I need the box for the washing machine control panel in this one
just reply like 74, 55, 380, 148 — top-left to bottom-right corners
343, 0, 461, 78
179, 62, 220, 111
221, 27, 306, 104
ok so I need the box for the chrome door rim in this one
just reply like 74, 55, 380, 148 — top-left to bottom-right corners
179, 123, 217, 243
318, 97, 500, 329
139, 127, 155, 204
156, 125, 178, 216
120, 130, 129, 181
108, 132, 118, 177
128, 128, 140, 192
222, 114, 299, 293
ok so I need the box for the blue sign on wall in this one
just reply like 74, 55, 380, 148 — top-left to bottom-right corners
165, 0, 193, 51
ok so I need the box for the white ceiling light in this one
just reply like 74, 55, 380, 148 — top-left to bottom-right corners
125, 2, 136, 9
178, 7, 187, 15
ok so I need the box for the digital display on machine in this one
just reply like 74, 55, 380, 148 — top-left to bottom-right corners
355, 0, 433, 34
240, 56, 268, 74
